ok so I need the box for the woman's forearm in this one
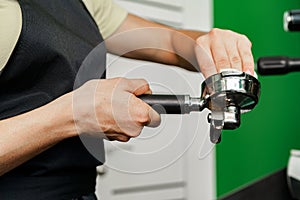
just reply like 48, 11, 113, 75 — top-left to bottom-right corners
106, 14, 206, 71
0, 93, 76, 176
107, 13, 255, 78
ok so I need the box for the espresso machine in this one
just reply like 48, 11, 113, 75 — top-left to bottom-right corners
258, 9, 300, 75
257, 8, 300, 200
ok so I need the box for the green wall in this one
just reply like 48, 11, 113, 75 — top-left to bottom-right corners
214, 0, 300, 197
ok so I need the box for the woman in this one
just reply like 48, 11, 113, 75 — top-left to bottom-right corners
0, 0, 254, 199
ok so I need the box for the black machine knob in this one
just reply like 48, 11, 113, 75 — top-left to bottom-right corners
284, 9, 300, 32
257, 56, 300, 75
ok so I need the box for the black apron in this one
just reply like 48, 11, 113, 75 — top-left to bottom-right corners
0, 0, 106, 199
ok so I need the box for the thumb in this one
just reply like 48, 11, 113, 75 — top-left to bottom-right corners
126, 78, 152, 96
147, 107, 161, 127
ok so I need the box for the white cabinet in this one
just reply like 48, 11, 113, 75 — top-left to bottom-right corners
96, 1, 214, 199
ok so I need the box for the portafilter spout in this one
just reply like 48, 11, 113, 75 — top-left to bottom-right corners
139, 70, 261, 144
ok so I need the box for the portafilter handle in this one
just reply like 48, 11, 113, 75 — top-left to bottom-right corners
139, 94, 204, 114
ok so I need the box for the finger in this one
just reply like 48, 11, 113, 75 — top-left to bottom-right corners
106, 133, 131, 142
210, 37, 231, 72
116, 135, 131, 142
225, 38, 243, 71
126, 79, 152, 96
129, 95, 161, 127
194, 44, 217, 78
237, 38, 255, 76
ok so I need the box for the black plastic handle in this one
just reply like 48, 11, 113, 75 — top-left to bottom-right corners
257, 56, 300, 75
139, 94, 186, 114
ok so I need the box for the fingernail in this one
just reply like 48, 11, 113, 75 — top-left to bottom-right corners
245, 69, 258, 78
253, 71, 258, 78
220, 68, 238, 72
148, 109, 161, 127
144, 90, 152, 95
245, 69, 252, 75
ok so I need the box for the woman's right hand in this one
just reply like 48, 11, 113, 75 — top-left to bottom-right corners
0, 78, 158, 175
72, 78, 161, 142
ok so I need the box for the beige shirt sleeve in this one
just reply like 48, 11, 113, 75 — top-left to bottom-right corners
0, 0, 22, 73
83, 0, 128, 39
0, 0, 128, 73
